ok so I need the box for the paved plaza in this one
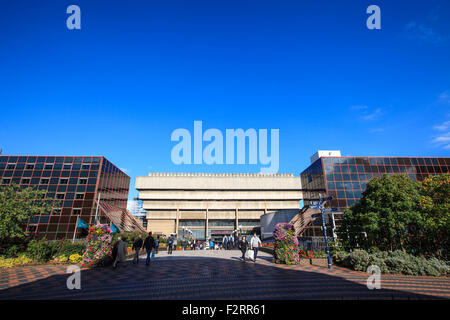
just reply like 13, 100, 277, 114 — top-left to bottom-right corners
0, 250, 449, 300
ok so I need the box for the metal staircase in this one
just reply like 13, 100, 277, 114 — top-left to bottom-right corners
288, 206, 321, 236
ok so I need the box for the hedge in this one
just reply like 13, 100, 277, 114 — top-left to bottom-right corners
333, 249, 450, 276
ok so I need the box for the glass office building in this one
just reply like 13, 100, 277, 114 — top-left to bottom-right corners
0, 155, 145, 240
300, 154, 450, 237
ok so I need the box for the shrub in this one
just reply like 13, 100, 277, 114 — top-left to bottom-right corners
4, 244, 26, 258
69, 253, 82, 263
347, 249, 370, 271
55, 255, 68, 263
333, 249, 450, 276
26, 239, 57, 262
54, 241, 85, 257
333, 251, 350, 266
0, 254, 33, 268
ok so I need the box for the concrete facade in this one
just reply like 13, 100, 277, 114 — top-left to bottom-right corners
135, 173, 303, 240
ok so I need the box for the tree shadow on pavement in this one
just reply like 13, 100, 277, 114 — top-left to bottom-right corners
0, 255, 447, 300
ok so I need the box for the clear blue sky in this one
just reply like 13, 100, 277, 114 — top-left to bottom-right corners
1, 0, 449, 201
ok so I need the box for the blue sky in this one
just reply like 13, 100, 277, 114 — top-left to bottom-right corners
1, 0, 449, 202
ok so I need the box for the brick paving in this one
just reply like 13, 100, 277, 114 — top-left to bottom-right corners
0, 250, 449, 300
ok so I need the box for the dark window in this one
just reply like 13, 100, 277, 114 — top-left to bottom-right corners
21, 178, 30, 184
6, 163, 16, 170
75, 193, 85, 200
27, 225, 37, 233
63, 164, 72, 170
1, 178, 11, 184
44, 164, 53, 170
60, 178, 69, 184
72, 208, 82, 215
81, 164, 90, 170
40, 178, 50, 184
56, 193, 65, 200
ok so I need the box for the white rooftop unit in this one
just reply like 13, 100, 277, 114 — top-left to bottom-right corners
310, 150, 341, 164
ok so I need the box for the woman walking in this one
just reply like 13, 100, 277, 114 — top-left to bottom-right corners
238, 236, 248, 262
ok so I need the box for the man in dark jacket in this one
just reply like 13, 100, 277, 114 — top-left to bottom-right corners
167, 236, 174, 254
238, 236, 248, 262
143, 232, 156, 266
132, 235, 143, 264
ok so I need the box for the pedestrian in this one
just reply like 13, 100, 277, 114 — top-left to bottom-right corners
132, 235, 143, 264
250, 232, 262, 262
184, 240, 187, 250
227, 235, 233, 250
111, 237, 120, 263
222, 235, 228, 250
113, 236, 127, 269
239, 236, 248, 262
173, 236, 178, 252
143, 232, 156, 265
155, 235, 160, 254
167, 235, 174, 254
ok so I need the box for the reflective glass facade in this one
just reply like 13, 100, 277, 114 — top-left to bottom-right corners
0, 155, 130, 240
301, 156, 450, 210
300, 156, 450, 237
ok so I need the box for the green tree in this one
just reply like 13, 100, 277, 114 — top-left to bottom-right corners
338, 174, 421, 252
418, 173, 450, 258
0, 184, 54, 247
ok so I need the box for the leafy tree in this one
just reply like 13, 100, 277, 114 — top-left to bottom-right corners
418, 173, 450, 258
338, 174, 421, 252
0, 184, 54, 248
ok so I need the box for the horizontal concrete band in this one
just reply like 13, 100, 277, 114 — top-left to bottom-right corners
136, 175, 302, 190
142, 200, 301, 210
138, 190, 303, 200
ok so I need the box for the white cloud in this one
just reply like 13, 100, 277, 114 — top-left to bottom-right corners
404, 21, 448, 44
432, 121, 450, 150
439, 91, 450, 104
434, 121, 450, 131
361, 108, 383, 121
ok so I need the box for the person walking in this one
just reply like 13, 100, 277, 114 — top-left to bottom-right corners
222, 235, 228, 250
250, 233, 262, 262
173, 236, 178, 252
113, 236, 127, 269
132, 235, 143, 264
143, 232, 156, 266
155, 235, 160, 254
239, 236, 248, 262
227, 235, 233, 250
111, 238, 120, 263
167, 235, 174, 254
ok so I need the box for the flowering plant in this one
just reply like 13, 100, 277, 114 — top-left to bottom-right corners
273, 223, 300, 265
81, 224, 112, 268
298, 249, 327, 259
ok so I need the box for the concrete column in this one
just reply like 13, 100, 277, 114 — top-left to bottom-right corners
175, 208, 179, 235
235, 208, 239, 232
206, 206, 209, 239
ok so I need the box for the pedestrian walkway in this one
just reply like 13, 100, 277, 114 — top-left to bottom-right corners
0, 250, 449, 299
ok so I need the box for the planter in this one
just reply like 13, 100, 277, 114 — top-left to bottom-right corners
299, 258, 330, 266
